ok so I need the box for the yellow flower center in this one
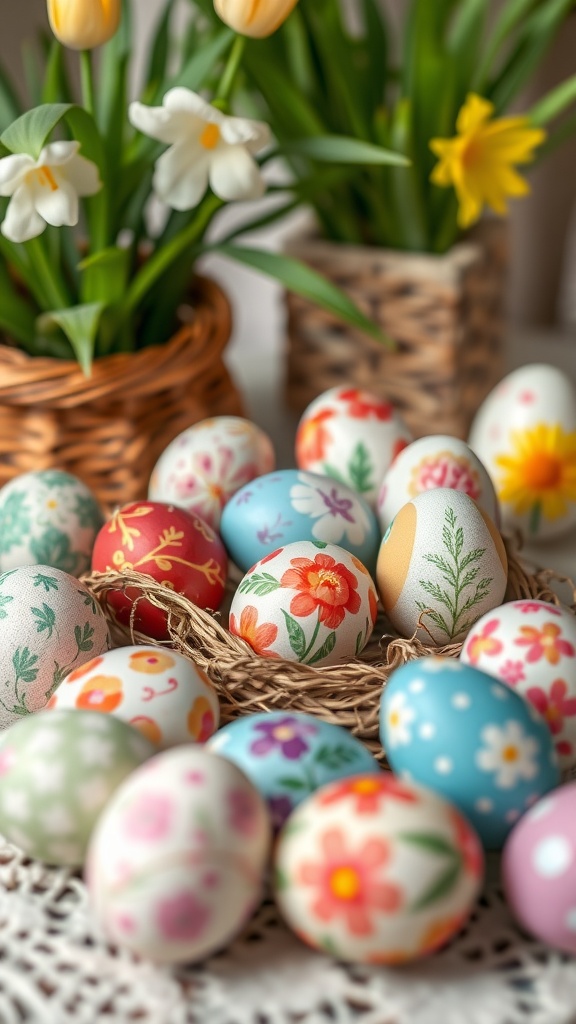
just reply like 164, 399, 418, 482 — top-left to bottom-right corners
389, 711, 400, 728
46, 499, 58, 509
200, 123, 221, 150
352, 778, 381, 795
34, 165, 59, 191
273, 726, 295, 742
330, 866, 361, 901
502, 745, 519, 762
522, 452, 562, 490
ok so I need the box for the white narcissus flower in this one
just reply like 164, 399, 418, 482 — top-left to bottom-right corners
128, 88, 271, 211
0, 141, 101, 244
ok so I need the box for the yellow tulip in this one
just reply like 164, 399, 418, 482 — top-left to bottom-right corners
214, 0, 299, 38
47, 0, 121, 50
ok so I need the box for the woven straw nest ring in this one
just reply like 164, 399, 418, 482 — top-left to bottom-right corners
82, 536, 576, 761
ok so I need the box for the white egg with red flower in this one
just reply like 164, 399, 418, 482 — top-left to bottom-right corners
86, 746, 271, 963
468, 363, 576, 540
229, 540, 378, 666
461, 601, 576, 770
376, 435, 499, 534
274, 772, 484, 964
148, 416, 275, 530
46, 645, 220, 750
295, 386, 412, 507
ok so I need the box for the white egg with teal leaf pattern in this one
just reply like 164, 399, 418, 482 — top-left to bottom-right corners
208, 711, 378, 828
380, 656, 560, 848
0, 469, 103, 576
376, 488, 508, 645
0, 709, 155, 865
0, 565, 111, 731
220, 469, 380, 576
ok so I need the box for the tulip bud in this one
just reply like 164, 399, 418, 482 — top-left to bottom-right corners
214, 0, 299, 38
47, 0, 121, 50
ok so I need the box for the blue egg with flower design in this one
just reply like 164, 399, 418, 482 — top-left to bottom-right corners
219, 469, 380, 575
380, 656, 561, 849
207, 711, 379, 829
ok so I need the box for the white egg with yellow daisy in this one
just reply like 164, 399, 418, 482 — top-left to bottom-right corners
468, 364, 576, 540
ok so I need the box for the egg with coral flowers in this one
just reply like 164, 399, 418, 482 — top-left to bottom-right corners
229, 541, 378, 666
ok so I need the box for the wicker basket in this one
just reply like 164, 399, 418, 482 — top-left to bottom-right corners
0, 276, 243, 513
285, 220, 507, 439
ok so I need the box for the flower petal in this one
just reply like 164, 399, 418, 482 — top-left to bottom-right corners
0, 153, 35, 196
153, 142, 210, 210
39, 141, 81, 166
209, 144, 266, 202
163, 88, 223, 125
33, 176, 79, 228
220, 115, 271, 153
1, 186, 46, 242
129, 101, 189, 145
63, 154, 102, 196
456, 94, 494, 135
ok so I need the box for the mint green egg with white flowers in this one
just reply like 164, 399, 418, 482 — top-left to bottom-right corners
0, 469, 103, 577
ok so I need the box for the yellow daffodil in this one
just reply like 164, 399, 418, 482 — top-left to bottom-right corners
429, 93, 545, 229
214, 0, 299, 38
495, 422, 576, 534
47, 0, 121, 50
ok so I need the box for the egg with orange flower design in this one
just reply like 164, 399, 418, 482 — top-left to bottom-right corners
91, 501, 227, 640
47, 645, 219, 749
229, 540, 378, 666
273, 772, 484, 963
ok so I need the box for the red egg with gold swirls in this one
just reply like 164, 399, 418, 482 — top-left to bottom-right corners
91, 501, 227, 639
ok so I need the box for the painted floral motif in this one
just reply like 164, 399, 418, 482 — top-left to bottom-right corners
515, 622, 575, 665
319, 774, 418, 814
408, 452, 481, 500
66, 656, 104, 682
250, 715, 318, 760
269, 794, 294, 830
526, 679, 576, 756
385, 692, 416, 748
517, 601, 561, 615
449, 808, 483, 879
129, 715, 163, 746
337, 389, 393, 421
75, 675, 123, 713
418, 914, 467, 955
296, 410, 335, 465
280, 553, 361, 629
298, 827, 402, 936
499, 660, 525, 685
173, 446, 258, 519
495, 422, 576, 534
123, 792, 173, 841
155, 889, 211, 942
290, 475, 370, 546
227, 786, 260, 837
187, 696, 216, 742
476, 721, 539, 788
465, 619, 503, 665
128, 650, 176, 674
229, 604, 280, 658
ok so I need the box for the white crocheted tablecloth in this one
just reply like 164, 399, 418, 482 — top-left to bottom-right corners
1, 840, 575, 1024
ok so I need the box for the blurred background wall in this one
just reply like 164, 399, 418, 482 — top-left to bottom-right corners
2, 0, 576, 329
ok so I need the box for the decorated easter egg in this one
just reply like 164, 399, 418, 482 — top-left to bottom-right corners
0, 469, 103, 576
502, 782, 576, 952
274, 772, 484, 964
47, 645, 219, 748
229, 541, 378, 666
220, 470, 380, 576
148, 416, 275, 530
0, 565, 111, 731
91, 501, 227, 640
295, 386, 412, 507
376, 488, 507, 645
0, 710, 154, 865
468, 363, 576, 540
376, 435, 499, 534
86, 746, 271, 963
461, 601, 576, 770
380, 657, 560, 848
208, 711, 378, 828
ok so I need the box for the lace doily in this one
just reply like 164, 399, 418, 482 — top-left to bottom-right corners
1, 841, 575, 1024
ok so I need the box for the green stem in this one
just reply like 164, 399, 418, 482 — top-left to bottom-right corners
301, 612, 321, 663
122, 193, 223, 317
80, 50, 95, 117
26, 237, 71, 310
215, 35, 246, 106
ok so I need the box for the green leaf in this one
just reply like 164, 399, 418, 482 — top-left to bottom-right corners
412, 862, 462, 912
0, 63, 22, 133
13, 647, 39, 684
78, 246, 131, 307
0, 595, 13, 620
398, 831, 459, 858
31, 603, 57, 639
37, 303, 105, 376
41, 41, 72, 105
211, 245, 392, 346
307, 631, 337, 665
277, 776, 308, 791
282, 135, 409, 167
314, 743, 361, 770
529, 74, 576, 128
0, 259, 37, 350
75, 622, 95, 653
348, 442, 374, 493
33, 573, 59, 592
143, 0, 177, 101
475, 0, 539, 91
238, 572, 281, 597
281, 609, 307, 660
1, 102, 74, 158
168, 27, 235, 94
355, 630, 364, 656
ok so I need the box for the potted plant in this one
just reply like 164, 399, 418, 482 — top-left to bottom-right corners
0, 0, 406, 509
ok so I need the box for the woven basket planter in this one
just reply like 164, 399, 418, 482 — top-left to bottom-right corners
0, 276, 243, 513
284, 220, 507, 440
82, 539, 575, 761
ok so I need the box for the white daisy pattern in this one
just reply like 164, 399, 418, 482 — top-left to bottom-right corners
475, 720, 539, 789
290, 474, 370, 546
385, 692, 416, 748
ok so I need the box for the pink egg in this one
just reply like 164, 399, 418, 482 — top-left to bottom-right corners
502, 782, 576, 952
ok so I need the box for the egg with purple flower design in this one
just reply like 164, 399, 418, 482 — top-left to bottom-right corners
208, 711, 379, 829
220, 469, 380, 575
